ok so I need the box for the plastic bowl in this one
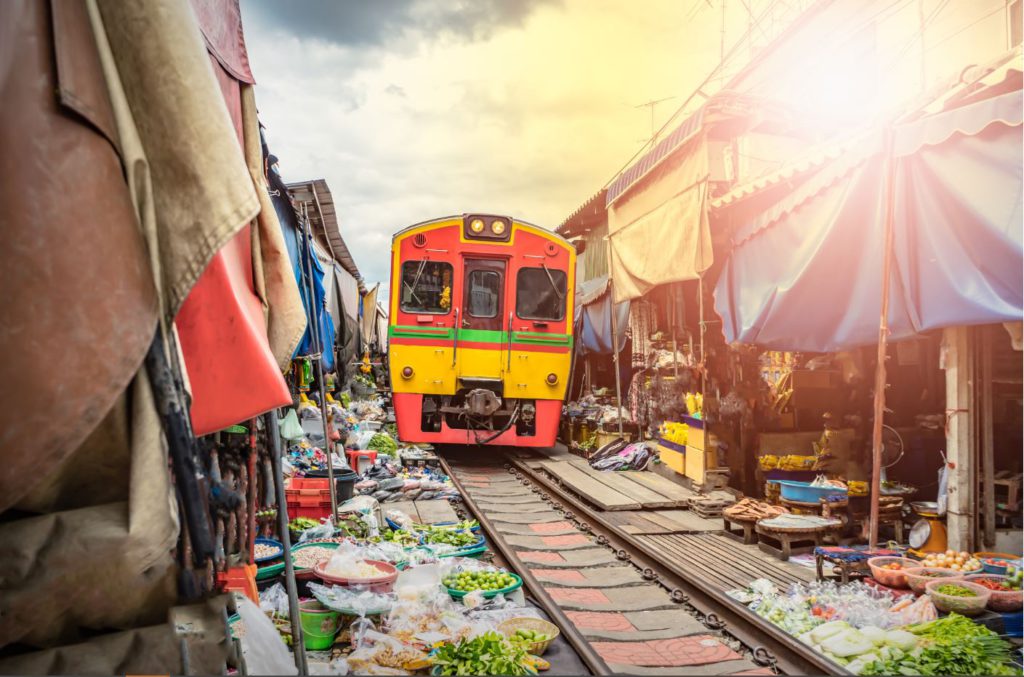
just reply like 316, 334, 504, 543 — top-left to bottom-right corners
925, 579, 991, 616
963, 574, 1024, 612
313, 559, 399, 593
498, 617, 560, 656
904, 567, 963, 595
254, 538, 284, 563
447, 573, 523, 600
867, 557, 918, 588
979, 556, 1017, 575
776, 480, 848, 503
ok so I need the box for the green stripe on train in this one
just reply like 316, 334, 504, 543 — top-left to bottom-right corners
389, 325, 571, 346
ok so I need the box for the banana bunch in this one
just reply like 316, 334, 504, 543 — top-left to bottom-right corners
660, 421, 689, 446
779, 454, 817, 470
684, 392, 704, 416
847, 480, 868, 496
758, 454, 780, 471
439, 285, 451, 310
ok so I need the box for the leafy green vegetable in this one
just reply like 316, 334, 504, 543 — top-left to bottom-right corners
432, 632, 530, 676
423, 527, 478, 547
367, 432, 397, 455
861, 614, 1019, 676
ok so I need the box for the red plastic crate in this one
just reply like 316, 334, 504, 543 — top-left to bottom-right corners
218, 563, 258, 603
285, 477, 334, 520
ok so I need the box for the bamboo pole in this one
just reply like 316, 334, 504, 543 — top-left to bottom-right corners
869, 131, 897, 550
300, 205, 339, 522
606, 238, 625, 437
266, 411, 308, 676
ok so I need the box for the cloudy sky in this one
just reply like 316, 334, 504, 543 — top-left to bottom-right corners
241, 0, 742, 290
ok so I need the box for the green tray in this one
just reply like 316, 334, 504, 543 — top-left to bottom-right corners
446, 573, 522, 599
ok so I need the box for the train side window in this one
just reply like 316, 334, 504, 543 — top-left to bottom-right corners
516, 267, 566, 321
400, 260, 452, 314
467, 270, 500, 318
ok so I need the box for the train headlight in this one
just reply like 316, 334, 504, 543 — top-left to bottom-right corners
470, 218, 485, 234
402, 366, 414, 379
490, 219, 506, 235
546, 373, 558, 385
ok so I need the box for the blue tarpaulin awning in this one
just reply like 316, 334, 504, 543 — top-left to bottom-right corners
575, 276, 629, 356
714, 87, 1023, 352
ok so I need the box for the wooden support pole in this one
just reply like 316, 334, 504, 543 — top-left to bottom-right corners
944, 326, 975, 552
868, 131, 898, 550
606, 238, 625, 437
981, 326, 996, 547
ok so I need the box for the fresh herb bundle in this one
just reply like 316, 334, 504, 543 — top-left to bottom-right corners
432, 632, 530, 676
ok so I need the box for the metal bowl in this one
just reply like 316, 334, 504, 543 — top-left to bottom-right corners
911, 501, 939, 515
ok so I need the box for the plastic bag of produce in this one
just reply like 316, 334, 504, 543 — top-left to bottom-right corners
279, 409, 306, 441
298, 522, 335, 544
378, 478, 406, 492
259, 582, 291, 618
372, 490, 393, 502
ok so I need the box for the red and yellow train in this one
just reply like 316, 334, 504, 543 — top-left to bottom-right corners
388, 214, 575, 446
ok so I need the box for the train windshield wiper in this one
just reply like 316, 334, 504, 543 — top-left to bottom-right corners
541, 264, 565, 301
405, 259, 428, 306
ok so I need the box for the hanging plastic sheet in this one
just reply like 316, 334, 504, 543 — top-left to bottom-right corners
575, 277, 630, 356
607, 134, 713, 304
714, 88, 1023, 352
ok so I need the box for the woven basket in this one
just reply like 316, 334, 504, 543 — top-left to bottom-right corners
498, 617, 559, 656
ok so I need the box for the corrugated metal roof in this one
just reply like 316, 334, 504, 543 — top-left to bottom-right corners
557, 188, 607, 238
287, 178, 363, 283
605, 107, 706, 206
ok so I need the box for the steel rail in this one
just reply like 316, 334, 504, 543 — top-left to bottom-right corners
436, 453, 612, 676
510, 458, 849, 676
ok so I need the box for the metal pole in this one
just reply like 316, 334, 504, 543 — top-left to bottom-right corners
300, 207, 339, 522
698, 276, 706, 395
606, 239, 625, 437
266, 411, 308, 676
869, 131, 897, 550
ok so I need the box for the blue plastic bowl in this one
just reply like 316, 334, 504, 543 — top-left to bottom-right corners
254, 537, 284, 563
776, 480, 848, 503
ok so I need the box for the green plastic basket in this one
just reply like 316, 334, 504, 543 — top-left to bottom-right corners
446, 573, 522, 599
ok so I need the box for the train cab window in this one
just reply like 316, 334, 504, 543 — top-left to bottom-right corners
516, 267, 567, 321
400, 260, 452, 314
467, 270, 500, 318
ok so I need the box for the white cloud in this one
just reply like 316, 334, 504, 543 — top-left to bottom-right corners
243, 0, 730, 288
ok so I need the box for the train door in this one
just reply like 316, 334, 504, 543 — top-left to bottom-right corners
457, 258, 506, 384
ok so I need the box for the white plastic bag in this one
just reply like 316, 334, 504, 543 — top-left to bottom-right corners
235, 596, 297, 675
258, 582, 290, 618
279, 409, 306, 441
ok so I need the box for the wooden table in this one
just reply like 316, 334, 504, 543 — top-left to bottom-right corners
756, 520, 841, 561
722, 515, 758, 545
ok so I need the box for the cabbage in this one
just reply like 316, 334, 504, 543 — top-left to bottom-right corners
809, 620, 851, 645
846, 652, 880, 675
883, 629, 919, 652
821, 629, 876, 658
860, 626, 886, 646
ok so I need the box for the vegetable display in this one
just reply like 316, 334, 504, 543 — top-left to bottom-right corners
860, 614, 1018, 676
289, 517, 319, 532
432, 631, 531, 676
423, 528, 479, 548
367, 432, 398, 455
920, 550, 981, 572
443, 569, 517, 593
512, 628, 553, 644
933, 584, 975, 597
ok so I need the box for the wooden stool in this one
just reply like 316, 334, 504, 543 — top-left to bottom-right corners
723, 515, 758, 545
756, 521, 840, 561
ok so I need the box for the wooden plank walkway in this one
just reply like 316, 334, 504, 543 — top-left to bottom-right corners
540, 461, 641, 511
539, 459, 691, 511
413, 499, 458, 524
635, 533, 816, 592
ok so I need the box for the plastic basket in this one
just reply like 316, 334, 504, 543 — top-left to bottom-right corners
446, 573, 523, 599
498, 617, 560, 656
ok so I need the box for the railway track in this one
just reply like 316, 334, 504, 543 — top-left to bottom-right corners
436, 447, 842, 676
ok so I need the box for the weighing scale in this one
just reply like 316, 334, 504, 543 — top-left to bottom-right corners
909, 500, 948, 552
